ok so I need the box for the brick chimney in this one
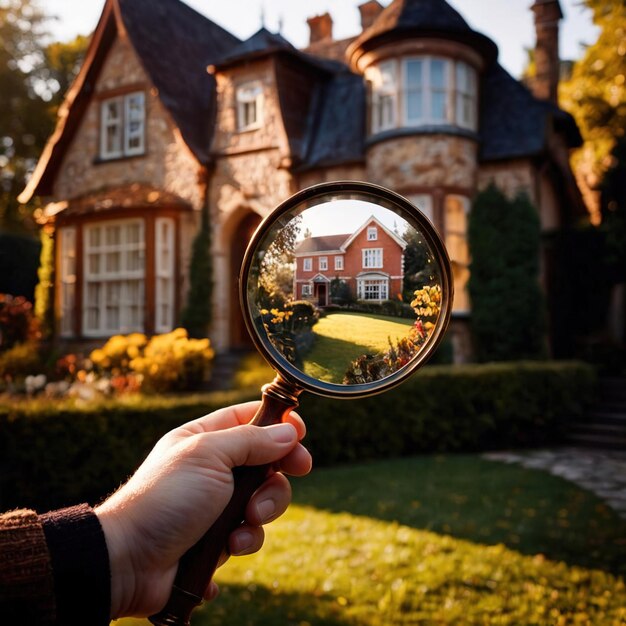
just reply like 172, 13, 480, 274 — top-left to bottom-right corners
307, 12, 333, 45
530, 0, 563, 103
358, 0, 384, 31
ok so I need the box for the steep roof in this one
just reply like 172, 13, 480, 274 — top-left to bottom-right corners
480, 63, 582, 161
213, 27, 295, 68
20, 0, 240, 201
119, 0, 240, 163
347, 0, 498, 68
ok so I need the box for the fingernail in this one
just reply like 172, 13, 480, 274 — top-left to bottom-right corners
267, 423, 295, 443
232, 531, 254, 555
256, 498, 276, 522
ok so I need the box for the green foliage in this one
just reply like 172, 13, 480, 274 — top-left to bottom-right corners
0, 361, 593, 512
0, 341, 42, 380
43, 34, 89, 107
402, 225, 432, 296
468, 185, 547, 362
33, 227, 54, 340
559, 0, 626, 188
181, 206, 213, 338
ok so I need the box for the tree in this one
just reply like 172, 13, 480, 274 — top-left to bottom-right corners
401, 226, 432, 300
181, 205, 213, 338
559, 0, 626, 216
468, 185, 547, 362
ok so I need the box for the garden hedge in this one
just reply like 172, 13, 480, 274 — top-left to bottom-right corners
0, 362, 594, 512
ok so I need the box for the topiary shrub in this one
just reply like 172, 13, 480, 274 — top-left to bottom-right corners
468, 185, 547, 362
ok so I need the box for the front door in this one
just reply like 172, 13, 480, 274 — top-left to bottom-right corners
316, 283, 327, 307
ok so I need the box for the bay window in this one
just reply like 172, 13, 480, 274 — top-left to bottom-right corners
370, 56, 478, 134
357, 277, 389, 302
83, 220, 145, 336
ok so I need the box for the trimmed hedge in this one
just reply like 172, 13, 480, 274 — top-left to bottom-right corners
0, 362, 594, 512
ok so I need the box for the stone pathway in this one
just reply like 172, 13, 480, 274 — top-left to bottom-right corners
483, 447, 626, 519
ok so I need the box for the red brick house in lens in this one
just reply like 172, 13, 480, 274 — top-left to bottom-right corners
294, 217, 407, 306
20, 0, 585, 360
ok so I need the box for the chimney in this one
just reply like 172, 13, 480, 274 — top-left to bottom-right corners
530, 0, 563, 103
307, 12, 333, 45
358, 1, 384, 31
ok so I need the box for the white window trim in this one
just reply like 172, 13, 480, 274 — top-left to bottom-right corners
303, 258, 312, 272
367, 227, 378, 241
100, 91, 146, 160
59, 227, 77, 338
362, 248, 383, 269
334, 255, 344, 270
455, 61, 477, 130
371, 59, 397, 133
83, 219, 145, 337
357, 277, 389, 302
319, 256, 328, 271
236, 80, 263, 131
301, 283, 312, 297
155, 217, 175, 333
403, 56, 451, 126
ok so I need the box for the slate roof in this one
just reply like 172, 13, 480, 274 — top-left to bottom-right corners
214, 27, 295, 68
348, 0, 498, 65
480, 63, 582, 161
118, 0, 240, 164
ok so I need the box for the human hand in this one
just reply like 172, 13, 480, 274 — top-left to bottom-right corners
95, 401, 312, 618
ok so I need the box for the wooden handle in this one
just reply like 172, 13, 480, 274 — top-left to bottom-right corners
149, 376, 302, 626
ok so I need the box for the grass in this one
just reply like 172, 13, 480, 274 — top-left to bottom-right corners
303, 312, 413, 383
114, 455, 626, 626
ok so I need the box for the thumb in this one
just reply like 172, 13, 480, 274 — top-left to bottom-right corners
201, 422, 299, 469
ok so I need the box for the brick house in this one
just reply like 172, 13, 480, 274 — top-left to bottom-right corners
21, 0, 584, 359
294, 216, 407, 306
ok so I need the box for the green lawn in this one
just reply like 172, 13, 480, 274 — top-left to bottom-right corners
303, 313, 414, 383
115, 455, 626, 626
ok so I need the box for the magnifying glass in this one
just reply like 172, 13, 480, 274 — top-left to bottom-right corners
150, 181, 453, 626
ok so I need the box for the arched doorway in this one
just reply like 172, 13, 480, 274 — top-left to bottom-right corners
229, 212, 262, 348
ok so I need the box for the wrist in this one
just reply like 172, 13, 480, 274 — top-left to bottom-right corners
95, 503, 136, 619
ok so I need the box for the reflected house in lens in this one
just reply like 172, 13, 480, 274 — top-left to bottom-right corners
293, 217, 406, 307
21, 0, 586, 362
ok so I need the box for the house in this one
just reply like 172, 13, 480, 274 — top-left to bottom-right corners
20, 0, 585, 360
294, 216, 407, 306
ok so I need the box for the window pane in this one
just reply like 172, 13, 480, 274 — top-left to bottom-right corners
431, 91, 446, 121
406, 59, 422, 87
407, 91, 423, 121
106, 225, 120, 246
430, 59, 446, 88
88, 253, 100, 275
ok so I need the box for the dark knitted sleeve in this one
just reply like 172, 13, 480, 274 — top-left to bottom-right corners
40, 504, 111, 626
0, 508, 56, 625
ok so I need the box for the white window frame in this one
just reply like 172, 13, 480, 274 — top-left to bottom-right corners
371, 60, 397, 133
155, 217, 175, 333
357, 278, 389, 302
83, 219, 145, 336
59, 227, 77, 337
303, 258, 312, 272
455, 61, 477, 130
100, 91, 145, 159
334, 255, 344, 270
236, 81, 263, 131
363, 248, 383, 269
402, 56, 451, 126
367, 226, 378, 241
319, 256, 328, 271
301, 283, 312, 297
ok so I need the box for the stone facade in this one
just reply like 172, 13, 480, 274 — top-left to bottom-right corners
53, 35, 203, 212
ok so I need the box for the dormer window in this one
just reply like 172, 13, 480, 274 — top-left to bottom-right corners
100, 92, 145, 159
236, 81, 263, 131
369, 57, 478, 134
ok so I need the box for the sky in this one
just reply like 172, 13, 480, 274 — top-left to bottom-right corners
42, 0, 599, 79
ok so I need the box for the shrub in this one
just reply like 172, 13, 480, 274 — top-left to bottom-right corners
34, 228, 55, 341
0, 361, 594, 512
0, 294, 40, 351
468, 185, 547, 361
130, 328, 214, 392
0, 341, 42, 381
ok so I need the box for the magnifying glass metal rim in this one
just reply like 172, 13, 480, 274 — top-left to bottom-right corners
239, 180, 454, 399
